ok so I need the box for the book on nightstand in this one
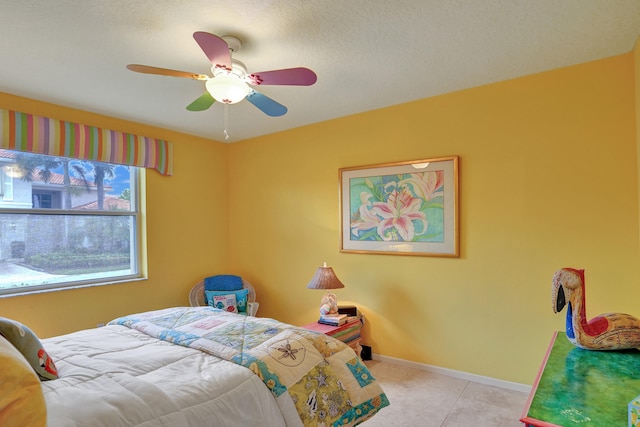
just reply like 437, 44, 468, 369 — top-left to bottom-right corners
318, 313, 348, 326
302, 318, 363, 358
305, 317, 361, 335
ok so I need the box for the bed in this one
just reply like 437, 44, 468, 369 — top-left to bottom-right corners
1, 306, 389, 426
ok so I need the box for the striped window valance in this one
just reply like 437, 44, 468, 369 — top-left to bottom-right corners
0, 109, 173, 176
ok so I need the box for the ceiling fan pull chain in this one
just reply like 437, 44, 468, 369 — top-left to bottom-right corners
224, 104, 230, 140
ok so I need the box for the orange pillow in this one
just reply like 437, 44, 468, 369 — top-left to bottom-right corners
0, 335, 46, 427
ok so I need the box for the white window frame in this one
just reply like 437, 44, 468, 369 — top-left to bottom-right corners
2, 167, 14, 200
0, 151, 144, 297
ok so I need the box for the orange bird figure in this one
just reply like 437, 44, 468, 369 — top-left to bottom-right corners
552, 267, 640, 350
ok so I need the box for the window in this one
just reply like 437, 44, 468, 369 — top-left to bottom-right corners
0, 149, 142, 296
33, 191, 60, 209
1, 167, 14, 200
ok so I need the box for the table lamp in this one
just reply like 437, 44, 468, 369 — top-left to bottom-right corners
306, 262, 345, 316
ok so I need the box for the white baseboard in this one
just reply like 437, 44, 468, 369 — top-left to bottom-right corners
371, 353, 532, 394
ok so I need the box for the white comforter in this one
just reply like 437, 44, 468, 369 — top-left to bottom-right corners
42, 325, 287, 427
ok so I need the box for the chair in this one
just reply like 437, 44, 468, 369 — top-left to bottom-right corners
189, 278, 256, 307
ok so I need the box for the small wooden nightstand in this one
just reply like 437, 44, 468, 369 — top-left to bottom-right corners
302, 317, 363, 357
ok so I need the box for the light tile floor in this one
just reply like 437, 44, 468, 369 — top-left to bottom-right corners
362, 360, 529, 427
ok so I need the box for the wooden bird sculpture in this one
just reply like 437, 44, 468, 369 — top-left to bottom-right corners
552, 267, 640, 350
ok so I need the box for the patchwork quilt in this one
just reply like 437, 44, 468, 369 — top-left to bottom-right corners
109, 307, 389, 427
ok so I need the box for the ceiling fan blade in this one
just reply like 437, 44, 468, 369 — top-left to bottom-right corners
126, 64, 208, 80
193, 32, 232, 69
186, 92, 215, 111
246, 91, 288, 117
248, 67, 317, 86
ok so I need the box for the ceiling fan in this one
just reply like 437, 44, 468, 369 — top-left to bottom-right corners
126, 32, 317, 118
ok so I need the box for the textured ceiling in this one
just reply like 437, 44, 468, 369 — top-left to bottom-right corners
1, 1, 639, 142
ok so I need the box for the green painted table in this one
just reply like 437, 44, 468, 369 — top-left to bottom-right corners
521, 331, 640, 426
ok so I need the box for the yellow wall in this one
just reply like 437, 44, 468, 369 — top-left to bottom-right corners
0, 93, 230, 337
228, 53, 639, 384
0, 51, 638, 386
636, 37, 640, 245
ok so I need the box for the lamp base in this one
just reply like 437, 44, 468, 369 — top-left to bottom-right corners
319, 290, 338, 316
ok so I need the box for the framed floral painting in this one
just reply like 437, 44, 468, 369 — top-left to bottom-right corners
339, 156, 459, 257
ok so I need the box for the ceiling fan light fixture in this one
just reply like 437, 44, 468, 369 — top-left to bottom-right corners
127, 32, 317, 121
205, 75, 250, 104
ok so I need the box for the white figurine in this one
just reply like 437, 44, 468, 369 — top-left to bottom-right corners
319, 292, 338, 315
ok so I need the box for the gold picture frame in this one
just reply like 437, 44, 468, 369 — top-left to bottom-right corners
339, 156, 459, 257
